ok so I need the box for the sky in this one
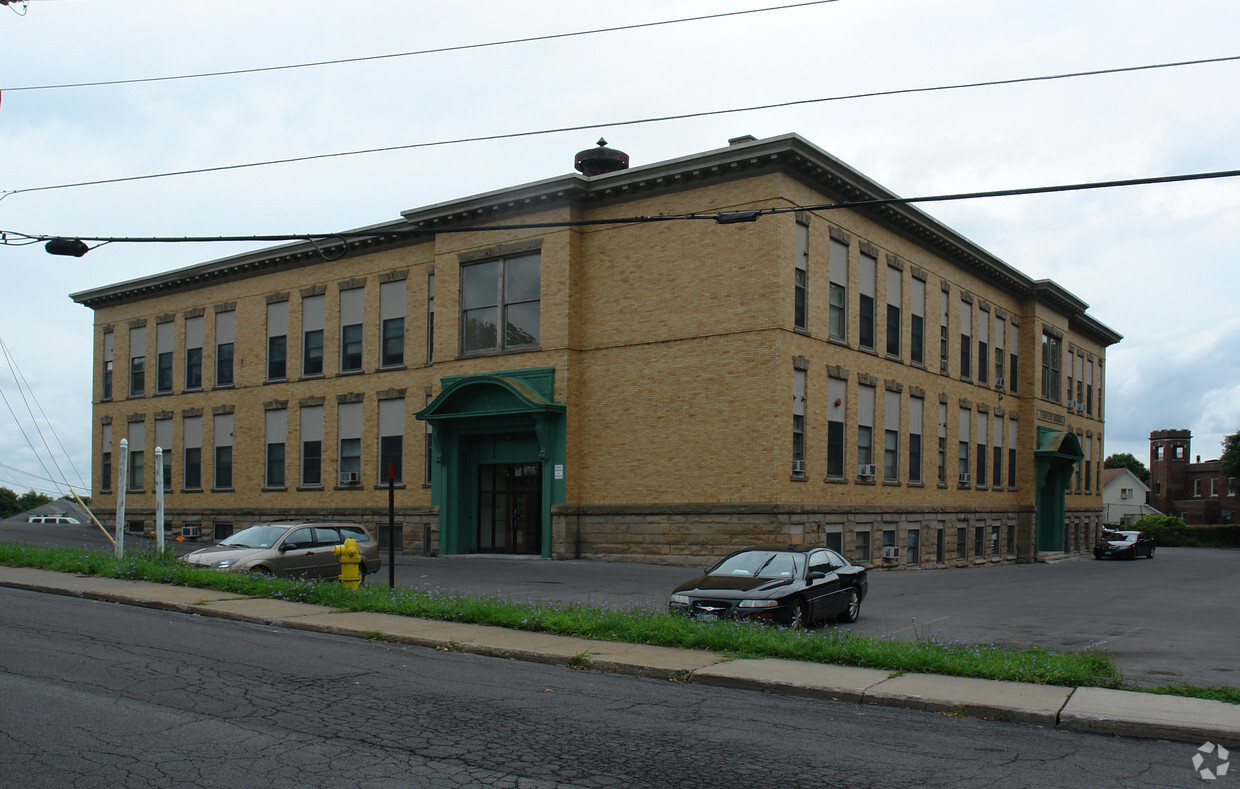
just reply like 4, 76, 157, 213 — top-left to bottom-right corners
1, 0, 1238, 498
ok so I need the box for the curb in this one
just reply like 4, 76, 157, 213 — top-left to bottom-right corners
2, 567, 1238, 746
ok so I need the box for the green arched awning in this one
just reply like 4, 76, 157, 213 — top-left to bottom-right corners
1034, 426, 1083, 463
416, 371, 565, 425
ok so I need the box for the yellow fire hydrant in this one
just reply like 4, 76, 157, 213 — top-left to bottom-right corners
333, 537, 362, 589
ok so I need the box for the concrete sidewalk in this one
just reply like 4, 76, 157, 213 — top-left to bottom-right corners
3, 565, 1236, 746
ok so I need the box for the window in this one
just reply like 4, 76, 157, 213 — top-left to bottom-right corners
1041, 331, 1061, 400
936, 526, 945, 563
1155, 445, 1164, 461
1207, 477, 1218, 497
990, 525, 1000, 557
886, 265, 902, 357
992, 415, 1003, 488
975, 410, 987, 487
379, 398, 405, 484
1194, 479, 1202, 497
461, 253, 541, 354
993, 314, 1005, 386
959, 298, 971, 379
213, 413, 233, 489
340, 287, 364, 372
854, 528, 871, 563
1084, 438, 1092, 493
883, 389, 900, 482
215, 310, 235, 387
859, 252, 876, 350
426, 272, 436, 364
1008, 420, 1017, 488
424, 392, 434, 485
794, 220, 808, 331
1086, 360, 1094, 416
1008, 523, 1016, 556
102, 331, 114, 400
958, 407, 971, 484
183, 416, 202, 490
974, 526, 985, 557
302, 294, 325, 376
1009, 349, 1019, 395
301, 405, 323, 487
829, 238, 847, 341
940, 289, 950, 372
128, 420, 144, 491
265, 409, 286, 488
155, 418, 172, 491
380, 279, 406, 368
129, 325, 146, 397
1076, 354, 1085, 409
338, 401, 362, 485
910, 277, 925, 365
906, 526, 920, 566
792, 369, 806, 475
1174, 445, 1185, 460
185, 315, 203, 390
956, 525, 967, 559
857, 385, 875, 476
267, 300, 288, 381
156, 321, 173, 394
977, 305, 988, 385
101, 423, 112, 491
827, 377, 846, 478
908, 396, 923, 485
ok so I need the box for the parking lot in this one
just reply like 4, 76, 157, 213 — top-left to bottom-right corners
3, 518, 1236, 688
389, 547, 1240, 689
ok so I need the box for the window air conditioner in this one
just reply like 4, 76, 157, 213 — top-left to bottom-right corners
792, 459, 807, 474
339, 471, 359, 485
1077, 404, 1087, 415
180, 524, 200, 538
995, 376, 1005, 389
959, 473, 972, 485
857, 464, 877, 478
1067, 400, 1078, 411
882, 546, 901, 560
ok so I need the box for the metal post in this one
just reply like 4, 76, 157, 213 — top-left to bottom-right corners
115, 438, 128, 558
154, 446, 165, 554
388, 461, 395, 589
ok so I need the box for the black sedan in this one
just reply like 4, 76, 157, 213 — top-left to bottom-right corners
1094, 530, 1156, 560
669, 545, 867, 628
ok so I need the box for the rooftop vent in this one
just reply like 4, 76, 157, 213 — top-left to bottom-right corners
728, 135, 757, 145
574, 138, 629, 176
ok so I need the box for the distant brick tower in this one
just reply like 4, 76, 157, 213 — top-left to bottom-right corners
1149, 429, 1192, 511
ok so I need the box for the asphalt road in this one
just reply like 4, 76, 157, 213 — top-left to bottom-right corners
0, 588, 1201, 788
3, 520, 1237, 688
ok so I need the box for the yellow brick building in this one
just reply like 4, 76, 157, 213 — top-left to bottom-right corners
72, 134, 1120, 568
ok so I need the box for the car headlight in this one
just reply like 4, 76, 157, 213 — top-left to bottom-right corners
670, 594, 691, 605
213, 559, 237, 570
738, 599, 778, 608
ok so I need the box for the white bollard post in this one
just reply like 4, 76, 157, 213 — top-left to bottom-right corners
154, 446, 165, 554
115, 438, 128, 558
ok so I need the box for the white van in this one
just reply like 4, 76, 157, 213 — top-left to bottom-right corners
26, 515, 81, 525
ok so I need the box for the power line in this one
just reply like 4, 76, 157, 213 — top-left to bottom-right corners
3, 53, 1236, 201
4, 1, 840, 92
8, 166, 1240, 249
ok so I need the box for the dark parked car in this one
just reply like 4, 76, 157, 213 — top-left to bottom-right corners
1094, 529, 1156, 560
669, 545, 867, 628
184, 521, 381, 579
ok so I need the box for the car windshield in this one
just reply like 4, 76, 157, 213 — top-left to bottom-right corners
710, 550, 805, 579
219, 525, 289, 549
1110, 532, 1138, 543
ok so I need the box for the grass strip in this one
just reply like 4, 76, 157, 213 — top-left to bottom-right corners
3, 542, 1233, 703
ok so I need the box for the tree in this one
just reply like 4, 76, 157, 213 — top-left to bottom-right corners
0, 487, 17, 520
1221, 429, 1240, 481
15, 491, 52, 513
1104, 452, 1150, 486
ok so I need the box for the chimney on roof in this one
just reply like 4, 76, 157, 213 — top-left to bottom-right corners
574, 138, 629, 176
729, 135, 757, 145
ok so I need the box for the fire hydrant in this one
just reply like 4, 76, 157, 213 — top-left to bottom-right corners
333, 537, 362, 589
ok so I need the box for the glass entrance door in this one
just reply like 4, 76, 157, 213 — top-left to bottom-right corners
477, 463, 542, 554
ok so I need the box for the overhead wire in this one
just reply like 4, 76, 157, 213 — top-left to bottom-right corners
0, 336, 87, 496
4, 1, 841, 92
0, 335, 88, 489
3, 54, 1237, 200
6, 166, 1240, 248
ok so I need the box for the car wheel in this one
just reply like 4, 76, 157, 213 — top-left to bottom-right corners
787, 598, 808, 630
839, 587, 861, 623
357, 562, 369, 585
1127, 550, 1137, 560
1147, 546, 1155, 559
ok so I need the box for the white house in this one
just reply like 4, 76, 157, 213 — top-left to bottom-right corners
1102, 468, 1160, 525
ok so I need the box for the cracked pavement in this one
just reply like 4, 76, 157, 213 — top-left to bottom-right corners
0, 587, 1201, 788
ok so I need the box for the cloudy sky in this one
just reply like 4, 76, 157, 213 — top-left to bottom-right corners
1, 0, 1238, 498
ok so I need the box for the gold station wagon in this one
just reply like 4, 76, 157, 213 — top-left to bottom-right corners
184, 521, 381, 580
